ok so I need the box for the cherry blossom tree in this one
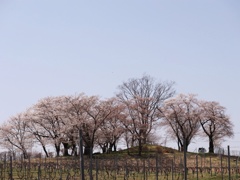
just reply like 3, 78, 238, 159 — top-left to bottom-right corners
61, 93, 88, 155
25, 111, 50, 157
63, 94, 120, 155
160, 94, 200, 152
96, 98, 125, 153
0, 113, 33, 159
81, 96, 117, 155
117, 75, 175, 155
199, 101, 234, 153
30, 96, 68, 157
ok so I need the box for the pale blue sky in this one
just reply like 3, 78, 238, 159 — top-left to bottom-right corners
0, 0, 240, 152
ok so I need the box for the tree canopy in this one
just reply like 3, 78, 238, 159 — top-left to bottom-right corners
0, 75, 234, 157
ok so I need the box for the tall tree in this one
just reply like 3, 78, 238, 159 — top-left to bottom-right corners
96, 98, 125, 153
199, 101, 234, 153
0, 113, 33, 159
117, 75, 175, 155
30, 96, 67, 157
25, 112, 50, 157
64, 95, 119, 155
161, 94, 200, 152
62, 94, 88, 155
81, 96, 116, 155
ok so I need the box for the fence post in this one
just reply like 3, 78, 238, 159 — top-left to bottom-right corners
125, 161, 129, 180
173, 153, 176, 179
89, 147, 93, 180
156, 154, 158, 180
159, 156, 162, 176
143, 159, 146, 180
79, 129, 85, 180
38, 165, 41, 180
114, 156, 117, 180
200, 154, 202, 169
196, 155, 198, 180
95, 157, 98, 180
221, 154, 223, 180
28, 155, 31, 178
183, 139, 187, 180
236, 156, 238, 179
9, 155, 13, 180
210, 156, 212, 177
228, 146, 231, 180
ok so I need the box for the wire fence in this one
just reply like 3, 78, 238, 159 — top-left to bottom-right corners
0, 148, 239, 180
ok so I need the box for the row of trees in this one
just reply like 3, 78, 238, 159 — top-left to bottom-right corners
161, 94, 233, 153
0, 75, 234, 158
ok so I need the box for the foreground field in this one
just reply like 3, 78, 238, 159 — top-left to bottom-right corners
0, 145, 238, 180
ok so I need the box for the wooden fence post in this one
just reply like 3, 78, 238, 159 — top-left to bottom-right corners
221, 154, 223, 180
196, 155, 198, 180
228, 146, 231, 180
9, 155, 13, 180
156, 154, 159, 180
79, 129, 85, 180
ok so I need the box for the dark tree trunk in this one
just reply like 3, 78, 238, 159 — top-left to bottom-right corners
209, 136, 214, 153
126, 139, 130, 155
42, 145, 49, 157
180, 139, 189, 152
178, 140, 181, 151
82, 131, 93, 156
142, 135, 147, 144
102, 146, 107, 154
101, 143, 108, 154
113, 143, 117, 152
178, 138, 183, 152
36, 135, 49, 157
22, 150, 28, 159
131, 137, 135, 147
138, 139, 142, 156
141, 129, 147, 145
108, 143, 114, 153
84, 145, 92, 156
71, 144, 78, 156
55, 144, 61, 157
62, 142, 70, 156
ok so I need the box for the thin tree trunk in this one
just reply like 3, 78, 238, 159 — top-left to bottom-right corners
108, 143, 114, 153
101, 143, 108, 153
55, 144, 61, 157
113, 143, 117, 152
42, 145, 49, 157
71, 144, 78, 156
